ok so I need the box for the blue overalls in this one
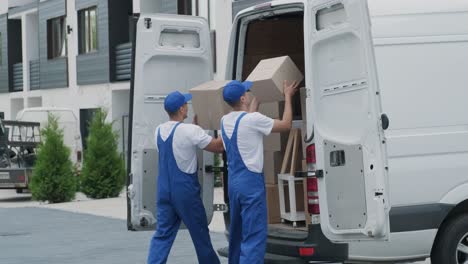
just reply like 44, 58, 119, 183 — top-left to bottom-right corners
148, 122, 220, 264
221, 113, 267, 264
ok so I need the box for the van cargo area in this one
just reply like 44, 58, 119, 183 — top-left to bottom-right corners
224, 10, 310, 238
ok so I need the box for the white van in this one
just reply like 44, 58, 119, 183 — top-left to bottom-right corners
128, 0, 468, 263
16, 107, 83, 167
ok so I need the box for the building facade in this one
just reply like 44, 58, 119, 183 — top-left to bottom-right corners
0, 0, 233, 157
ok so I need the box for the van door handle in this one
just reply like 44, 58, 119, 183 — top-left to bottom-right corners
381, 114, 390, 130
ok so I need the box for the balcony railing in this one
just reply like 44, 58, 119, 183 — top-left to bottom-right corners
29, 60, 40, 90
115, 42, 132, 81
12, 63, 23, 91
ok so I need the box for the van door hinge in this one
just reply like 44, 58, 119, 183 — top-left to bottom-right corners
316, 169, 324, 178
214, 204, 228, 213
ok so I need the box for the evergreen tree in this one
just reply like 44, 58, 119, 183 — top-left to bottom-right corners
30, 115, 76, 203
80, 109, 125, 199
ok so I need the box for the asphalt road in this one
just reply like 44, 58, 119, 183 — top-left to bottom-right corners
0, 207, 228, 264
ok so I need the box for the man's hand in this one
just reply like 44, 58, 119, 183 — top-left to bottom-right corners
249, 94, 260, 113
271, 80, 300, 133
284, 80, 300, 99
193, 114, 198, 125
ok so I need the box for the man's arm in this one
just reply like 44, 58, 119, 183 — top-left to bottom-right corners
271, 80, 300, 133
204, 137, 224, 153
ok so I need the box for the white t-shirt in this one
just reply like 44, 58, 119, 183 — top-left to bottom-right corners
155, 121, 212, 174
221, 112, 274, 173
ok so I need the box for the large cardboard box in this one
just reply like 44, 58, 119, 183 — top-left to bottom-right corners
264, 151, 283, 184
264, 131, 289, 151
258, 101, 285, 119
266, 184, 281, 224
247, 56, 304, 103
190, 80, 230, 130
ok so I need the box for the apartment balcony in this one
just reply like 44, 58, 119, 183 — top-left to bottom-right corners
12, 63, 23, 92
114, 42, 132, 82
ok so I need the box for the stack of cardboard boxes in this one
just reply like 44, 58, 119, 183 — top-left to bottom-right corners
190, 56, 305, 225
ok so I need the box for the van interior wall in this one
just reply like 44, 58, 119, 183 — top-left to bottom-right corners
242, 13, 304, 118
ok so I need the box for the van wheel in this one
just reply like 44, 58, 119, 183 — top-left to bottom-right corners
16, 189, 23, 194
431, 214, 468, 264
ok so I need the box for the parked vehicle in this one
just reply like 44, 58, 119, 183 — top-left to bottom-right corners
0, 118, 40, 193
129, 0, 468, 263
16, 107, 83, 167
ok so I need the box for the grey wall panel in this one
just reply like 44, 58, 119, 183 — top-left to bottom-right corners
76, 53, 109, 85
40, 57, 68, 88
29, 59, 40, 90
75, 0, 110, 85
0, 15, 8, 93
108, 0, 131, 82
8, 1, 39, 16
39, 0, 68, 89
232, 0, 270, 19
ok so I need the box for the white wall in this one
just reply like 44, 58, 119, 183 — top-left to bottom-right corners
0, 2, 8, 15
10, 98, 24, 119
111, 90, 130, 154
26, 13, 39, 60
0, 95, 11, 119
212, 0, 232, 80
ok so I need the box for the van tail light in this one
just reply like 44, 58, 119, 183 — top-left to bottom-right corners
306, 144, 320, 215
307, 177, 320, 215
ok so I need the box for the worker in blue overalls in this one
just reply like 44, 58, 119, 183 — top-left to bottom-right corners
221, 80, 299, 263
147, 91, 224, 264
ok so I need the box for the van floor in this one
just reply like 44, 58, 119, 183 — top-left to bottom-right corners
269, 223, 307, 232
269, 224, 308, 240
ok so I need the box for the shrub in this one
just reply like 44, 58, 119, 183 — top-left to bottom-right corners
30, 115, 76, 203
80, 109, 125, 199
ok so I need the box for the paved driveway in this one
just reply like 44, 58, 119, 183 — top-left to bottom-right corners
0, 207, 228, 264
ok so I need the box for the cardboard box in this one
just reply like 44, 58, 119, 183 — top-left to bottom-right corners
258, 101, 285, 119
247, 56, 304, 103
264, 151, 284, 184
284, 181, 305, 212
266, 184, 281, 224
190, 80, 231, 130
302, 159, 308, 172
264, 132, 289, 151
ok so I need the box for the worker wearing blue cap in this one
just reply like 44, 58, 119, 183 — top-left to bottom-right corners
221, 80, 299, 263
147, 91, 224, 264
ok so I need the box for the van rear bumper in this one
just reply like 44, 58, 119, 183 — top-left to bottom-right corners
218, 224, 348, 262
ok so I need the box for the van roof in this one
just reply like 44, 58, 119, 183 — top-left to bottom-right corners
18, 107, 75, 113
368, 0, 468, 17
236, 0, 468, 18
17, 107, 78, 121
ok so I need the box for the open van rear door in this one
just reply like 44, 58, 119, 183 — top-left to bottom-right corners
128, 14, 214, 230
305, 0, 390, 241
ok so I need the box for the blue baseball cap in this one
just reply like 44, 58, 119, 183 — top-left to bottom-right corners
164, 91, 192, 113
223, 80, 253, 103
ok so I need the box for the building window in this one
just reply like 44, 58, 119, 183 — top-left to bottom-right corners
78, 7, 98, 54
47, 16, 67, 59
